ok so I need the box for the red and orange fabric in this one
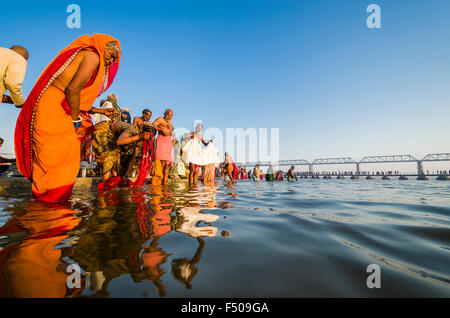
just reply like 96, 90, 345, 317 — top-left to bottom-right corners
1, 201, 81, 297
15, 34, 121, 203
127, 138, 153, 188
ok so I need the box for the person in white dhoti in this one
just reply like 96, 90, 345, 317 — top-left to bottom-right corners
182, 124, 219, 185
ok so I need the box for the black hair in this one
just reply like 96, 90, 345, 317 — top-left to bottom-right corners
0, 138, 4, 142
142, 109, 152, 115
142, 123, 155, 133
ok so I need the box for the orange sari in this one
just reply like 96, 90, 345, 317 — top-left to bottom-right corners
15, 34, 121, 203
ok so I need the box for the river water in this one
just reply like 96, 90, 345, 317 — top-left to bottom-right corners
0, 178, 449, 297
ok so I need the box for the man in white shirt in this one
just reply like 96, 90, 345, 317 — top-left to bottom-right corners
92, 93, 121, 123
0, 45, 29, 108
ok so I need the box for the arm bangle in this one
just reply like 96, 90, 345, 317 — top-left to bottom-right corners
73, 116, 82, 129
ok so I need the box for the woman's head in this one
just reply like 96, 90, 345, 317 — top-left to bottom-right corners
121, 111, 131, 123
107, 93, 118, 103
104, 41, 120, 66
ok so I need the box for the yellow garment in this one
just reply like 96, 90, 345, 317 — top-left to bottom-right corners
151, 160, 163, 186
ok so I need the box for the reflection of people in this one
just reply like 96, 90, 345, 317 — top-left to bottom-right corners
15, 34, 121, 203
69, 190, 173, 298
0, 201, 81, 297
149, 186, 174, 237
0, 45, 28, 108
176, 206, 219, 238
171, 237, 205, 289
141, 238, 169, 297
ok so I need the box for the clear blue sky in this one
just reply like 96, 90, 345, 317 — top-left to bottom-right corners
1, 0, 449, 163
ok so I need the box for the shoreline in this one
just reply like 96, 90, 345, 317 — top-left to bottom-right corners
0, 177, 102, 196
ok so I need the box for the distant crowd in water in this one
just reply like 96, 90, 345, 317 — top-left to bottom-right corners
217, 160, 299, 182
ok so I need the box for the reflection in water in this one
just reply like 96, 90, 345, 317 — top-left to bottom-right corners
140, 238, 171, 297
169, 184, 220, 289
172, 238, 205, 289
175, 184, 219, 238
2, 179, 448, 297
175, 207, 219, 238
0, 201, 81, 297
0, 181, 222, 297
68, 187, 177, 297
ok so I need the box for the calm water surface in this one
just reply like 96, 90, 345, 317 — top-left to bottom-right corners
0, 178, 449, 297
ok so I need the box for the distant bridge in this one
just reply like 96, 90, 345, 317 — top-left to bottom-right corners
236, 153, 450, 176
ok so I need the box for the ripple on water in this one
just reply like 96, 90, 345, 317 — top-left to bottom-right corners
0, 179, 449, 297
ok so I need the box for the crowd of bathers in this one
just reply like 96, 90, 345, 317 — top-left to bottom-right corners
1, 36, 299, 204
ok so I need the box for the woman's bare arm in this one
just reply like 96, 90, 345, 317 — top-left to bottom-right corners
65, 51, 100, 120
117, 132, 141, 146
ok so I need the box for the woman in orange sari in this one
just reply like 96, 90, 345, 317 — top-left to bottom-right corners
15, 34, 121, 203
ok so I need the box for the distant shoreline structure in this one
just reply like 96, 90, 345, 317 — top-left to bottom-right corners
236, 153, 450, 175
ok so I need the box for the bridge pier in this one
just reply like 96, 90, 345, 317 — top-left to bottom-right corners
417, 160, 428, 180
356, 163, 361, 176
309, 164, 313, 175
417, 160, 424, 175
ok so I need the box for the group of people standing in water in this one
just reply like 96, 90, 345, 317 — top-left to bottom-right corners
218, 162, 299, 182
3, 33, 297, 204
91, 105, 175, 193
8, 33, 180, 203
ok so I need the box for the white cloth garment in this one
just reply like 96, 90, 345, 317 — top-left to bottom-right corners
92, 101, 114, 124
182, 134, 220, 167
203, 142, 220, 166
0, 47, 27, 106
182, 134, 206, 166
